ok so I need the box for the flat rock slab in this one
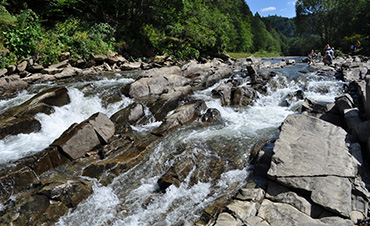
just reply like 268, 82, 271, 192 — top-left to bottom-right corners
267, 114, 358, 217
268, 114, 357, 178
258, 199, 354, 226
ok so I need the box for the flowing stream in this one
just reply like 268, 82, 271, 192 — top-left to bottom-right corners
0, 61, 346, 225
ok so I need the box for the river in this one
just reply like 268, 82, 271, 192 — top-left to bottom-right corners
0, 60, 346, 225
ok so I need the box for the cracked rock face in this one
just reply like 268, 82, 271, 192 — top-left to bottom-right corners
267, 114, 359, 217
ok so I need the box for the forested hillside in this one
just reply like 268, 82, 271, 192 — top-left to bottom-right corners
0, 0, 369, 68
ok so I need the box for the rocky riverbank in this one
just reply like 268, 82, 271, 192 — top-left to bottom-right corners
0, 53, 369, 225
199, 57, 370, 226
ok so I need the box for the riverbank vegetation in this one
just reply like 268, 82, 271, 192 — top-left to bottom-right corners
0, 0, 369, 68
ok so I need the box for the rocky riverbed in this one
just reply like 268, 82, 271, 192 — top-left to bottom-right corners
0, 53, 369, 225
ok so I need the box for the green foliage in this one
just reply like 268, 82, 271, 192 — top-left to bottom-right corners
295, 0, 370, 55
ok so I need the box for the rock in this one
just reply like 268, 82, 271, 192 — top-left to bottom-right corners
214, 212, 242, 226
7, 64, 16, 74
269, 114, 357, 178
120, 62, 142, 70
107, 55, 127, 64
0, 166, 36, 202
17, 61, 28, 72
52, 112, 114, 159
236, 188, 265, 203
49, 59, 69, 69
157, 158, 195, 191
39, 179, 93, 208
110, 103, 145, 132
41, 67, 64, 75
27, 64, 44, 72
53, 66, 82, 79
0, 177, 92, 225
286, 59, 296, 65
0, 87, 70, 138
212, 82, 233, 106
181, 60, 232, 88
0, 68, 7, 77
350, 210, 365, 224
152, 100, 207, 136
86, 112, 115, 143
232, 86, 258, 106
226, 200, 258, 221
22, 73, 56, 83
258, 199, 354, 226
52, 122, 101, 159
91, 53, 108, 63
125, 66, 190, 99
268, 114, 358, 217
245, 216, 270, 226
344, 108, 362, 134
0, 74, 29, 90
0, 115, 42, 140
201, 108, 221, 124
149, 85, 193, 121
59, 52, 70, 61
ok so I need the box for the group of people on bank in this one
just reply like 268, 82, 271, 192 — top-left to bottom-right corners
307, 44, 334, 66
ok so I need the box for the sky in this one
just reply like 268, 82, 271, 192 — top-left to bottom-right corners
246, 0, 297, 18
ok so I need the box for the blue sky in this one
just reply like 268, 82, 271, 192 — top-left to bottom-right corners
246, 0, 297, 18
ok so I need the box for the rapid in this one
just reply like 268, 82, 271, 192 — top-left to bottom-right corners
0, 60, 346, 225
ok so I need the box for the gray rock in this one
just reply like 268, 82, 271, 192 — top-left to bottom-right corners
110, 103, 145, 132
49, 59, 69, 68
0, 68, 7, 77
86, 112, 115, 143
152, 100, 207, 136
120, 62, 142, 70
125, 66, 190, 99
17, 61, 28, 72
212, 82, 233, 106
268, 114, 357, 178
27, 64, 44, 72
236, 188, 265, 203
267, 182, 311, 215
0, 74, 29, 90
226, 200, 257, 221
214, 212, 242, 226
245, 216, 270, 226
277, 176, 352, 217
258, 199, 354, 226
51, 122, 101, 159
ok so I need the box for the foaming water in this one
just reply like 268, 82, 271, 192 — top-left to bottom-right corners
1, 63, 347, 225
0, 78, 133, 164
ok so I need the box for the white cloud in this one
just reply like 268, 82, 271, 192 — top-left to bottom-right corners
261, 7, 276, 12
288, 1, 297, 5
280, 8, 287, 12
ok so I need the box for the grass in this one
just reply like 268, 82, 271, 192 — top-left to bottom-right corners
227, 51, 281, 59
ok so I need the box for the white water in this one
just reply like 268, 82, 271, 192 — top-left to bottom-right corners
55, 63, 346, 225
0, 63, 346, 225
0, 76, 134, 164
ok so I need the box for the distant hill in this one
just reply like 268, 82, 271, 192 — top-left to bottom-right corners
262, 16, 296, 38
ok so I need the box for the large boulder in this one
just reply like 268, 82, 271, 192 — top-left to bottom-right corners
152, 100, 207, 136
124, 66, 190, 99
268, 114, 359, 217
51, 112, 114, 159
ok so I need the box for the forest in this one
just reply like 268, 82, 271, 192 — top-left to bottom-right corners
0, 0, 369, 68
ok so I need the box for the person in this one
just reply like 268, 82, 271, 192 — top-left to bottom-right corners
356, 40, 361, 49
307, 50, 317, 64
323, 51, 333, 66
